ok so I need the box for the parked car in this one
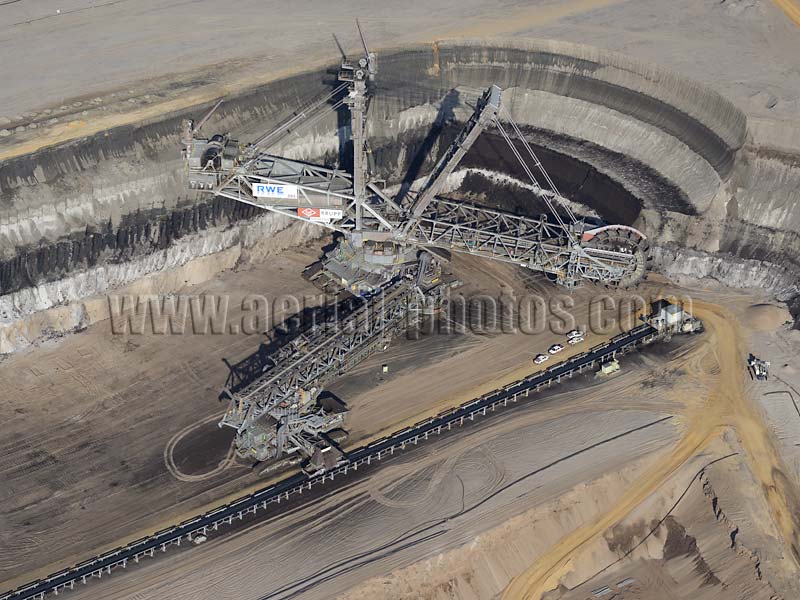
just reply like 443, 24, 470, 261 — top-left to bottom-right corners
566, 329, 584, 339
548, 344, 564, 354
533, 353, 549, 365
567, 336, 584, 345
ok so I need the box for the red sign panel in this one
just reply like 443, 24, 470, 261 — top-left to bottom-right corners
297, 207, 321, 219
296, 207, 343, 222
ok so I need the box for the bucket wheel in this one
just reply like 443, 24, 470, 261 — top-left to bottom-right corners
584, 225, 651, 288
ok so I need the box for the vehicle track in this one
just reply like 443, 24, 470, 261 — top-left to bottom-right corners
258, 416, 673, 600
1, 320, 669, 600
163, 412, 238, 483
502, 301, 800, 599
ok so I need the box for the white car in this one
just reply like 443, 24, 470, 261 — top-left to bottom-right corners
568, 336, 584, 345
548, 344, 564, 354
566, 329, 584, 339
533, 353, 549, 365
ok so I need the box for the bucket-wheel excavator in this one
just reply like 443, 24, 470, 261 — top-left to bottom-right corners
181, 25, 650, 473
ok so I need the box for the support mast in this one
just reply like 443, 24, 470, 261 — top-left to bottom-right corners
338, 21, 376, 235
345, 73, 368, 231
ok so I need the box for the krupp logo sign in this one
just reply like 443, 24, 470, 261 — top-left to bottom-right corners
297, 207, 343, 222
253, 182, 299, 199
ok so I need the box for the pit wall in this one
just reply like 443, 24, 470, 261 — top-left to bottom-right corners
0, 39, 798, 352
0, 215, 320, 354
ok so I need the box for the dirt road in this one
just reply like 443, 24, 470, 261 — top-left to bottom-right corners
502, 301, 800, 599
774, 0, 800, 26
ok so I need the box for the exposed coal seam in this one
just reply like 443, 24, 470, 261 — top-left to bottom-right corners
0, 48, 778, 305
0, 128, 660, 296
0, 195, 264, 296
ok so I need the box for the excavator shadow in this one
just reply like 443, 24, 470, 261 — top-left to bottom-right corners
220, 295, 361, 398
397, 88, 460, 203
317, 391, 350, 447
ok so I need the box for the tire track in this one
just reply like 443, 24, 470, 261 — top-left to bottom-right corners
163, 412, 236, 483
502, 301, 800, 599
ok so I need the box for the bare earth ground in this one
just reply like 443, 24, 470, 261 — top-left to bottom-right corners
333, 284, 800, 600
9, 273, 798, 600
0, 0, 638, 160
2, 0, 800, 160
2, 0, 800, 598
4, 235, 800, 600
0, 243, 642, 590
30, 343, 686, 600
499, 293, 800, 599
0, 246, 325, 584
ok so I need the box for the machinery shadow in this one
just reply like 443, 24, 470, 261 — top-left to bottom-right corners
220, 295, 362, 398
396, 88, 461, 203
321, 66, 354, 173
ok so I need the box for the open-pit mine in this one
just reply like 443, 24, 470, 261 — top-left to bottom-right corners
1, 2, 800, 600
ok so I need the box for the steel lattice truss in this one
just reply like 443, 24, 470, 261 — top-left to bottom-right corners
192, 159, 636, 286
411, 199, 637, 283
186, 84, 639, 288
207, 156, 356, 225
222, 280, 421, 436
195, 155, 410, 233
405, 85, 502, 225
239, 156, 352, 196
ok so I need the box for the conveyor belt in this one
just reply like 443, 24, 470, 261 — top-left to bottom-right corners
0, 322, 661, 600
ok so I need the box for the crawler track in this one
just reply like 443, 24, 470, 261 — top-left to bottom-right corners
1, 323, 664, 600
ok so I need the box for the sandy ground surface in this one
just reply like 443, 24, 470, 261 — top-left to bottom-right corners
5, 244, 800, 600
544, 436, 786, 600
3, 1, 800, 598
2, 0, 800, 160
2, 253, 799, 600
0, 243, 642, 590
333, 283, 800, 600
0, 0, 632, 159
40, 342, 685, 600
16, 277, 799, 600
0, 246, 325, 586
500, 293, 800, 599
